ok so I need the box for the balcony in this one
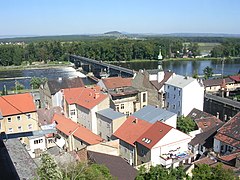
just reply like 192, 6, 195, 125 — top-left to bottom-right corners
159, 151, 194, 167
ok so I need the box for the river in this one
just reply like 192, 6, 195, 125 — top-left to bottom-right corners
0, 59, 239, 90
117, 59, 240, 76
0, 67, 94, 90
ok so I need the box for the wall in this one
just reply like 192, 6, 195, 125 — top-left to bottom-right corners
1, 112, 39, 134
68, 104, 77, 123
77, 105, 91, 131
39, 83, 52, 108
163, 114, 177, 128
112, 116, 126, 133
204, 95, 240, 121
97, 114, 112, 140
136, 142, 151, 166
132, 71, 163, 108
118, 139, 135, 165
28, 136, 46, 154
52, 91, 63, 107
73, 136, 87, 151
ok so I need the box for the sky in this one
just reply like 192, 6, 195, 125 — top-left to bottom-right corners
0, 0, 240, 36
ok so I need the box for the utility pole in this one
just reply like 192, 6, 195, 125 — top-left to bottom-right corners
221, 57, 225, 79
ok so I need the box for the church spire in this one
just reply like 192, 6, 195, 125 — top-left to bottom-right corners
158, 48, 163, 70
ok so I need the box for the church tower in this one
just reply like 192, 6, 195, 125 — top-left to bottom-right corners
158, 48, 163, 70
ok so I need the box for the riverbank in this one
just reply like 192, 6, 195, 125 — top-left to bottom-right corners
108, 57, 240, 64
0, 61, 73, 71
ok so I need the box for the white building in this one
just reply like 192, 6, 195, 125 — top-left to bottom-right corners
26, 135, 46, 158
164, 75, 204, 116
135, 121, 192, 168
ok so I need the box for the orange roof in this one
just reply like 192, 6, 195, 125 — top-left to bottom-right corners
102, 77, 132, 89
52, 113, 103, 144
73, 126, 103, 145
0, 93, 36, 116
64, 86, 108, 109
53, 114, 79, 136
113, 116, 151, 146
136, 121, 173, 149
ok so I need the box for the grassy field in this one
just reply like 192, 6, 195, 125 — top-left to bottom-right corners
183, 42, 220, 54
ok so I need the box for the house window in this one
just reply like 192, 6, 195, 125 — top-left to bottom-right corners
8, 128, 13, 133
168, 85, 170, 89
166, 102, 169, 108
7, 117, 11, 123
34, 139, 43, 144
174, 87, 176, 91
107, 123, 110, 128
143, 93, 146, 102
17, 116, 21, 121
26, 114, 31, 119
18, 126, 22, 132
121, 104, 124, 109
48, 139, 54, 144
178, 101, 181, 107
107, 136, 110, 141
141, 149, 146, 156
70, 109, 75, 116
116, 105, 119, 112
178, 90, 181, 96
173, 105, 176, 109
28, 124, 33, 130
126, 111, 130, 117
174, 95, 176, 99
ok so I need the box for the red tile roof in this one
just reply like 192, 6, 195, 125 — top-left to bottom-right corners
215, 112, 240, 148
112, 116, 151, 146
0, 93, 36, 116
229, 75, 240, 82
64, 86, 108, 109
53, 114, 79, 136
52, 114, 103, 145
102, 77, 132, 89
195, 116, 223, 132
73, 126, 103, 145
136, 121, 173, 149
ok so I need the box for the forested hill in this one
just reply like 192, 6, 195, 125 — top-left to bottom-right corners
0, 37, 240, 66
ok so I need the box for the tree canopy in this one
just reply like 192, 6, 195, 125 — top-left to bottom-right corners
177, 116, 197, 134
203, 66, 213, 79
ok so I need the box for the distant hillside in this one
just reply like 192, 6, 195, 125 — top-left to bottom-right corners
104, 31, 122, 35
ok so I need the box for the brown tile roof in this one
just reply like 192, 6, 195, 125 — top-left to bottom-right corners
194, 156, 236, 171
0, 93, 36, 116
189, 125, 222, 147
112, 116, 151, 146
88, 151, 137, 180
136, 121, 173, 149
187, 108, 223, 132
203, 78, 234, 87
102, 77, 132, 89
37, 106, 62, 125
47, 77, 85, 95
215, 112, 240, 148
64, 86, 108, 109
52, 113, 103, 145
150, 71, 173, 90
195, 116, 223, 132
219, 150, 240, 162
229, 75, 240, 82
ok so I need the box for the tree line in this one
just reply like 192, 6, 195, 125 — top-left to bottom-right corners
0, 37, 240, 66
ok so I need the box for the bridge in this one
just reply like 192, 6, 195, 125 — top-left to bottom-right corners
69, 55, 135, 77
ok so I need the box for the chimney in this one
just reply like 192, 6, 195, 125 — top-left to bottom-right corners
132, 118, 138, 124
94, 92, 100, 99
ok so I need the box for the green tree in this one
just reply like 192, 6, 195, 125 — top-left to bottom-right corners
37, 153, 63, 180
30, 77, 47, 89
62, 162, 112, 180
203, 66, 213, 79
192, 163, 236, 180
177, 116, 197, 134
1, 85, 8, 95
136, 165, 187, 180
